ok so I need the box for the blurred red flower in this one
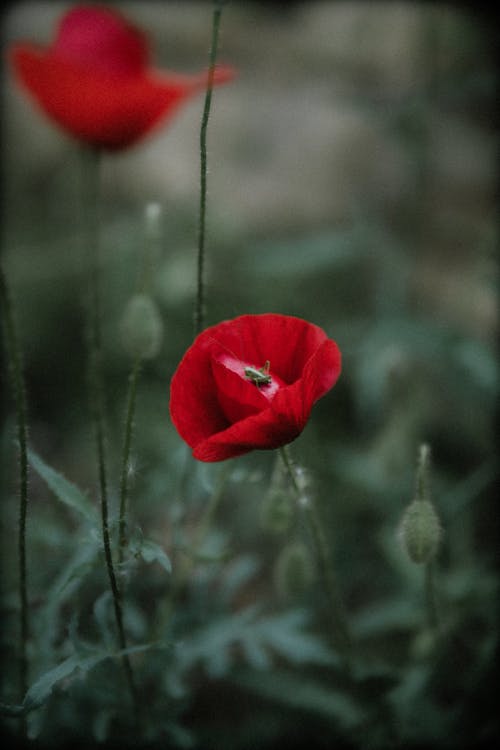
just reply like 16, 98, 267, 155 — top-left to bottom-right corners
170, 314, 342, 462
9, 4, 235, 151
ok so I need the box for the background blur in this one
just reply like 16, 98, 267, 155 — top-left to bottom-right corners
1, 2, 498, 749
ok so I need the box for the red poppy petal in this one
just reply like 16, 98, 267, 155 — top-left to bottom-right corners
169, 336, 228, 450
11, 46, 234, 149
299, 338, 342, 411
192, 401, 303, 462
211, 356, 270, 423
52, 5, 149, 76
170, 315, 341, 462
193, 338, 341, 462
268, 337, 341, 425
211, 314, 329, 384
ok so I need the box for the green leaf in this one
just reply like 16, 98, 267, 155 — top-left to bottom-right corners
28, 449, 98, 524
236, 668, 366, 730
176, 606, 337, 680
137, 539, 172, 574
250, 609, 337, 666
22, 642, 165, 714
351, 597, 420, 639
22, 653, 102, 712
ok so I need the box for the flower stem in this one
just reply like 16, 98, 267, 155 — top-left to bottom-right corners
80, 148, 140, 725
118, 355, 142, 565
424, 561, 439, 630
194, 1, 224, 336
0, 264, 29, 732
279, 446, 351, 660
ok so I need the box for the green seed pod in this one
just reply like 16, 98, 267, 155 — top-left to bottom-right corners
121, 293, 163, 360
274, 541, 315, 598
399, 498, 441, 564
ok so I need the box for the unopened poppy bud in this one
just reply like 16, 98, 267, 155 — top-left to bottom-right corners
399, 498, 441, 564
399, 444, 442, 564
121, 293, 163, 360
274, 541, 315, 598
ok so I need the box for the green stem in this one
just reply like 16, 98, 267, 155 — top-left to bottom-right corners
118, 355, 142, 565
279, 446, 351, 659
194, 1, 224, 336
0, 264, 29, 731
80, 148, 140, 725
424, 561, 439, 630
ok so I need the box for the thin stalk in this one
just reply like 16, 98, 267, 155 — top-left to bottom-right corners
279, 446, 351, 660
0, 264, 29, 732
194, 1, 224, 336
80, 148, 140, 724
118, 355, 142, 565
424, 561, 439, 630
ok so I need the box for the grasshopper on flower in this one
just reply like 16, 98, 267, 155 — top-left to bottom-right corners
244, 360, 272, 388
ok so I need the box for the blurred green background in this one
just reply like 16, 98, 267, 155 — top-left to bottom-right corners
1, 2, 498, 749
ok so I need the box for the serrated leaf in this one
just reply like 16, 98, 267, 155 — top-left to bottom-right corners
28, 449, 98, 524
176, 606, 336, 680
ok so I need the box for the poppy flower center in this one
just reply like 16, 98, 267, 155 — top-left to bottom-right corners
215, 353, 284, 403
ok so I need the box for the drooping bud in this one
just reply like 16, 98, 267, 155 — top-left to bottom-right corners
120, 293, 163, 360
399, 444, 442, 564
274, 540, 315, 598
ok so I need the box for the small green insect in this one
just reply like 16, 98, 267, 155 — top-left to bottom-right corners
244, 360, 272, 387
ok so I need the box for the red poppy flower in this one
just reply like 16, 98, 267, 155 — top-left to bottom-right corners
9, 5, 235, 151
170, 314, 342, 462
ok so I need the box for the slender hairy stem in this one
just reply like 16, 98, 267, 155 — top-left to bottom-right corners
118, 355, 142, 565
279, 446, 351, 659
0, 265, 29, 730
80, 148, 140, 724
424, 561, 439, 630
194, 1, 224, 336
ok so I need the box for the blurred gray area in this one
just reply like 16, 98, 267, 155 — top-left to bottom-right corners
2, 2, 496, 337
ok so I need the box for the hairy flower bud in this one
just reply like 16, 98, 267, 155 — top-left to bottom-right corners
121, 293, 163, 360
399, 443, 442, 564
274, 541, 315, 598
399, 498, 441, 564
